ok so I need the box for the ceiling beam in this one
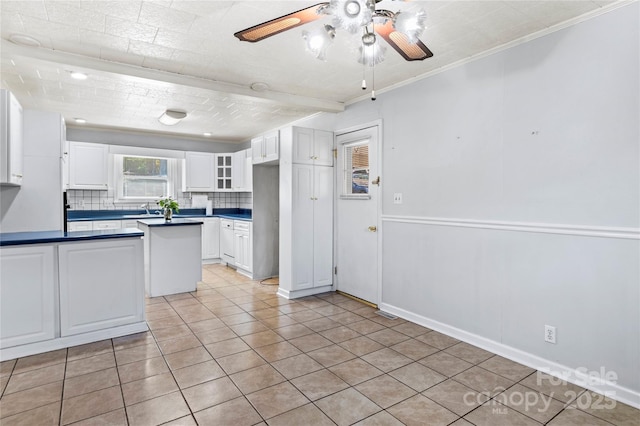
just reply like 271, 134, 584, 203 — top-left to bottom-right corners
1, 40, 345, 113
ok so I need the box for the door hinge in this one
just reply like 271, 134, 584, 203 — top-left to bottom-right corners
334, 266, 337, 275
333, 148, 337, 158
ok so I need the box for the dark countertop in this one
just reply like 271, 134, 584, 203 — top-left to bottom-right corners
137, 218, 203, 227
68, 208, 252, 222
0, 229, 144, 247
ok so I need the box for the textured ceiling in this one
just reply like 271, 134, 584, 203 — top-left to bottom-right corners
0, 0, 622, 143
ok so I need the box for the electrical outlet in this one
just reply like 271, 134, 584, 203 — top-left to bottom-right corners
77, 200, 85, 208
545, 325, 557, 344
393, 193, 403, 204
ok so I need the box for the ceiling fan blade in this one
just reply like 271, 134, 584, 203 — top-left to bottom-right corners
374, 20, 433, 61
234, 3, 329, 43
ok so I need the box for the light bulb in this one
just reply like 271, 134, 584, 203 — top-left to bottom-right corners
393, 9, 427, 44
302, 25, 335, 61
358, 41, 386, 66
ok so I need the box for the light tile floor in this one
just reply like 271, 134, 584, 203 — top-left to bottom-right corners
1, 264, 638, 425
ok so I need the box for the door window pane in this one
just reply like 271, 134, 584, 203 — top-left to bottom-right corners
343, 142, 369, 196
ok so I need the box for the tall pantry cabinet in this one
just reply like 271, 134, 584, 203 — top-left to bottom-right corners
278, 126, 334, 299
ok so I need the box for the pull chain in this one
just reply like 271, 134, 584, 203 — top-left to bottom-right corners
362, 60, 367, 90
371, 57, 376, 100
371, 20, 376, 101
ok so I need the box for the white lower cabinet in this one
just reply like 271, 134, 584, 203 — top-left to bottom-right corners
92, 220, 121, 230
58, 239, 144, 336
202, 217, 220, 260
0, 237, 146, 359
234, 220, 252, 273
0, 245, 56, 348
122, 220, 140, 229
68, 220, 128, 231
68, 221, 93, 232
220, 219, 234, 264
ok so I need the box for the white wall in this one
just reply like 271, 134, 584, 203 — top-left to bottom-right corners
299, 4, 640, 405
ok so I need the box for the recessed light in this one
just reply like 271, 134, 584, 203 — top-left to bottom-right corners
158, 109, 187, 126
203, 132, 212, 137
9, 34, 41, 47
74, 118, 86, 124
70, 71, 88, 80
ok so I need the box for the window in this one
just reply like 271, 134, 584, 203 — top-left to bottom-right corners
115, 155, 176, 201
342, 141, 370, 198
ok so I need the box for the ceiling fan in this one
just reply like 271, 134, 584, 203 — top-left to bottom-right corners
234, 0, 433, 63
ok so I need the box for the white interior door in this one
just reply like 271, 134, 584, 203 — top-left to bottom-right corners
335, 125, 380, 305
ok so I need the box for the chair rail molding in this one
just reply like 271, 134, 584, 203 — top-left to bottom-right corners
381, 215, 640, 240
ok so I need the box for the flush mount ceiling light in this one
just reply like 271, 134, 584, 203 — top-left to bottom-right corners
250, 82, 270, 92
158, 109, 187, 126
235, 0, 432, 100
9, 34, 41, 47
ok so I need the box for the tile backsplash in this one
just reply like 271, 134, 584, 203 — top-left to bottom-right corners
67, 190, 252, 211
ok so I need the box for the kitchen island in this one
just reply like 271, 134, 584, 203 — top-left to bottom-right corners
0, 228, 146, 360
137, 218, 203, 297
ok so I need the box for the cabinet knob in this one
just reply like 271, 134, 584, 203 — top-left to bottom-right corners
368, 226, 377, 232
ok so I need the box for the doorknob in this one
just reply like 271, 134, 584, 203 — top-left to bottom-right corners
368, 226, 377, 232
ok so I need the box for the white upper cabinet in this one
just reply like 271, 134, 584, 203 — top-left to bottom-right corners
232, 150, 245, 191
215, 153, 233, 191
292, 127, 334, 166
183, 151, 216, 192
244, 149, 253, 192
0, 90, 23, 186
252, 131, 279, 164
68, 142, 109, 190
232, 149, 253, 192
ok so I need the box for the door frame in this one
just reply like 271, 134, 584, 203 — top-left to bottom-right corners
333, 119, 383, 307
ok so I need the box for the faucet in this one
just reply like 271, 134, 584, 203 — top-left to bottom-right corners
141, 203, 150, 215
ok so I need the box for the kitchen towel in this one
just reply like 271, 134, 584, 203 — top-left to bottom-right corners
192, 194, 208, 209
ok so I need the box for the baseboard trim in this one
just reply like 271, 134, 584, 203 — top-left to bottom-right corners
277, 285, 334, 300
0, 322, 149, 361
379, 302, 640, 409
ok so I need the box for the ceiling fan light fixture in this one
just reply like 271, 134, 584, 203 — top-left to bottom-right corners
158, 109, 187, 126
393, 9, 427, 44
359, 41, 386, 67
330, 0, 372, 34
362, 27, 376, 46
302, 24, 336, 61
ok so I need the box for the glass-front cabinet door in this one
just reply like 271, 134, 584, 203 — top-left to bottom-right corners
215, 154, 233, 191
